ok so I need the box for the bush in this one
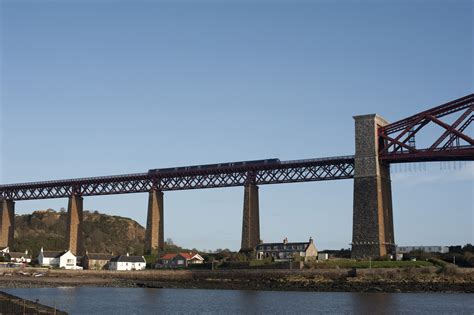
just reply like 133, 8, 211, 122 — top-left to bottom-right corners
249, 257, 272, 267
188, 262, 213, 270
427, 257, 447, 267
144, 255, 157, 265
439, 265, 458, 276
373, 255, 392, 261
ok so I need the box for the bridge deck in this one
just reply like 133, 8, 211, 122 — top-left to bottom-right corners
0, 156, 355, 201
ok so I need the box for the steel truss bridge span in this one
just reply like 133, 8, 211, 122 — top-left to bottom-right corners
0, 156, 355, 201
379, 93, 474, 163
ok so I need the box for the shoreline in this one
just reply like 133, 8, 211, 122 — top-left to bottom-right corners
1, 268, 473, 293
0, 290, 68, 314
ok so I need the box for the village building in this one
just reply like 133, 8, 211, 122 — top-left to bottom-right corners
83, 253, 113, 270
255, 237, 318, 261
38, 248, 81, 269
8, 250, 32, 263
396, 245, 449, 254
109, 254, 146, 271
317, 253, 329, 261
156, 252, 204, 268
0, 247, 9, 260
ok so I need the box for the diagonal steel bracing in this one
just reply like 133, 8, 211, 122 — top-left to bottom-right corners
379, 94, 474, 163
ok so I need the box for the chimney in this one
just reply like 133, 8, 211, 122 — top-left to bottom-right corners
309, 236, 313, 243
283, 237, 288, 244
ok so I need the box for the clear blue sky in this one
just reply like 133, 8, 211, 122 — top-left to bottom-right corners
0, 0, 472, 251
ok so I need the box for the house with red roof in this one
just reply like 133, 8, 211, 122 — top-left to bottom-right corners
156, 252, 204, 268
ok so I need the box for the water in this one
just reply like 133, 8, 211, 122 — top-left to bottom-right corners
2, 288, 473, 315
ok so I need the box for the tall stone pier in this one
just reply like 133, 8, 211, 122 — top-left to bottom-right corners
0, 200, 15, 248
352, 114, 395, 258
66, 194, 84, 256
240, 183, 260, 252
145, 189, 164, 254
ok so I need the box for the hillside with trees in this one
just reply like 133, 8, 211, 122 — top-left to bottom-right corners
14, 209, 146, 257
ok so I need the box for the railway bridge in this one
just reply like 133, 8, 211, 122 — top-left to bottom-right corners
1, 94, 473, 258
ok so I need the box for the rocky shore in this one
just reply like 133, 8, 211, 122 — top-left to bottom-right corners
1, 267, 473, 293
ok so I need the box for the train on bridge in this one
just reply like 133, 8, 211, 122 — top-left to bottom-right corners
148, 158, 281, 174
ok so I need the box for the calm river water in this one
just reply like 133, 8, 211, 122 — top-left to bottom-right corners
3, 288, 474, 314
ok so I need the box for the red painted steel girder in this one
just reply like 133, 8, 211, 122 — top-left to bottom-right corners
0, 156, 354, 201
379, 94, 474, 163
382, 94, 474, 134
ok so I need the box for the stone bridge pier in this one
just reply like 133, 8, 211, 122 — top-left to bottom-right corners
352, 114, 395, 258
66, 194, 84, 256
240, 182, 260, 252
145, 189, 164, 254
0, 199, 15, 248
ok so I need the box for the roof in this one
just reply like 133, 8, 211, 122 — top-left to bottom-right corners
9, 252, 31, 259
178, 253, 194, 259
85, 253, 113, 260
258, 242, 309, 247
41, 251, 66, 258
110, 255, 145, 263
160, 252, 200, 261
161, 253, 177, 260
256, 242, 310, 252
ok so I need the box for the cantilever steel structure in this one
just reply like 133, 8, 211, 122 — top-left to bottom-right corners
0, 156, 354, 201
379, 93, 474, 163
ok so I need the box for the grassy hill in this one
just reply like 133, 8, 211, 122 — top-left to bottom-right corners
14, 209, 145, 257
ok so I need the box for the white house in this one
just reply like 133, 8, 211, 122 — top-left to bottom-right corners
38, 248, 80, 269
109, 254, 146, 271
9, 250, 32, 263
0, 247, 9, 259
